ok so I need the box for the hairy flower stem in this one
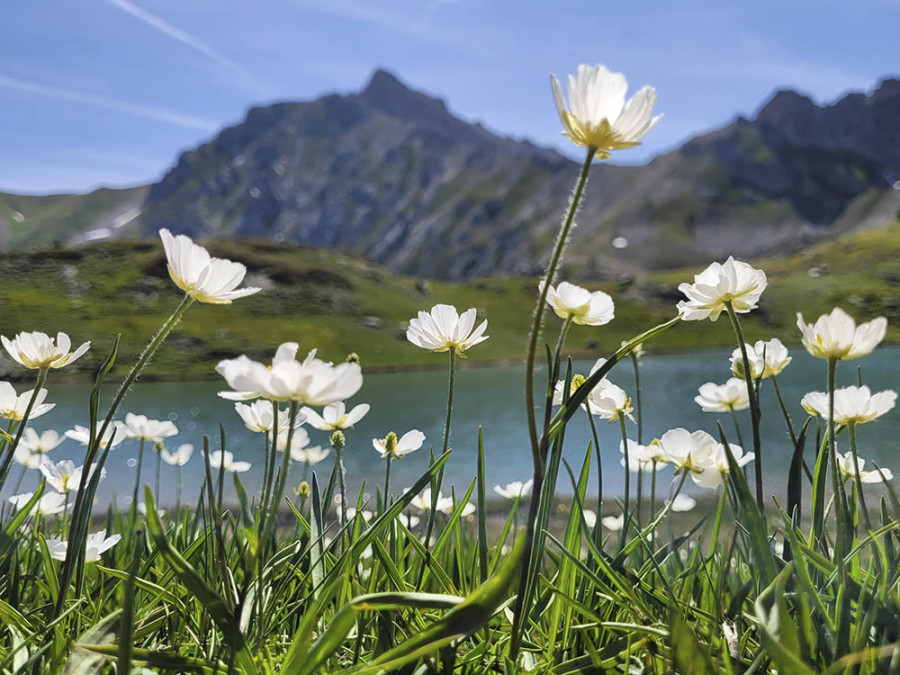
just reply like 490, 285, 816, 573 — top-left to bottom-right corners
848, 423, 872, 532
630, 353, 643, 444
260, 401, 279, 528
54, 294, 193, 621
724, 302, 763, 510
619, 415, 631, 549
383, 456, 392, 510
727, 406, 745, 449
264, 401, 300, 546
175, 465, 183, 515
335, 444, 347, 531
129, 439, 146, 531
511, 148, 596, 664
827, 358, 852, 558
154, 448, 162, 505
586, 410, 603, 541
0, 368, 48, 492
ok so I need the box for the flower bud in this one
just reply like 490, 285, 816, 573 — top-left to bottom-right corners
330, 430, 346, 451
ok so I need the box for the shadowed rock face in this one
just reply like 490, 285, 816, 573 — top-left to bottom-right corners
9, 71, 900, 279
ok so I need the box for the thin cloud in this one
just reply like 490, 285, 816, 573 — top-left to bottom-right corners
0, 74, 218, 131
105, 0, 256, 81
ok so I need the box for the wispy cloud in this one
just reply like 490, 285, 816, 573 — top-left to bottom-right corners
105, 0, 257, 81
0, 74, 218, 131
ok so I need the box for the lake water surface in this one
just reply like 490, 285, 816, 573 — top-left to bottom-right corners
6, 348, 900, 507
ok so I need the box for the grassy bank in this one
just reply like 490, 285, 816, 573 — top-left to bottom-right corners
1, 222, 898, 379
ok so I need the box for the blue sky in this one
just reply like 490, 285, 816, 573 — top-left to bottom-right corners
1, 0, 897, 194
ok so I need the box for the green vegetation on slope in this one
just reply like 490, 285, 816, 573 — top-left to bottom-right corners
0, 223, 898, 379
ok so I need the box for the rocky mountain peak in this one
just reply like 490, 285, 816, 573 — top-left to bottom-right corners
359, 68, 450, 122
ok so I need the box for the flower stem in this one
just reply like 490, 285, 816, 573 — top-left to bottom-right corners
129, 439, 145, 530
0, 368, 48, 491
848, 422, 871, 531
619, 414, 631, 550
336, 444, 347, 531
724, 302, 763, 510
154, 446, 161, 505
383, 456, 392, 510
630, 353, 643, 445
727, 406, 745, 449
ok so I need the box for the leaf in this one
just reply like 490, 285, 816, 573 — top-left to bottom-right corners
64, 611, 121, 674
754, 566, 817, 675
669, 612, 717, 675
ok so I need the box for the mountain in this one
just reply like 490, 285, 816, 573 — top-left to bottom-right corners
3, 71, 900, 279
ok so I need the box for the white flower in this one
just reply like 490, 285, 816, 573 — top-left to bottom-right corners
19, 428, 64, 453
657, 428, 719, 474
621, 340, 646, 361
208, 450, 251, 473
14, 446, 44, 469
234, 400, 301, 434
695, 378, 750, 413
217, 344, 363, 405
406, 305, 489, 356
39, 459, 106, 494
274, 428, 325, 463
408, 488, 472, 515
541, 281, 614, 326
137, 502, 165, 518
65, 422, 128, 450
836, 452, 893, 484
797, 308, 887, 360
123, 413, 179, 442
8, 491, 67, 516
289, 445, 330, 465
161, 443, 193, 466
601, 514, 625, 531
670, 494, 697, 512
373, 430, 425, 459
800, 386, 896, 426
301, 402, 370, 431
690, 443, 755, 490
729, 339, 792, 380
0, 383, 55, 421
619, 439, 667, 472
550, 64, 661, 157
582, 510, 597, 528
46, 529, 121, 563
399, 513, 420, 529
493, 480, 533, 500
1, 331, 90, 370
677, 257, 767, 322
588, 380, 634, 423
159, 229, 260, 304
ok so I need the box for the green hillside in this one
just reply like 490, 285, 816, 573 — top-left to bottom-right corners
0, 225, 897, 380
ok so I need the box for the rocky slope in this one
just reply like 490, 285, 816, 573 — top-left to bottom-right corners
3, 71, 899, 279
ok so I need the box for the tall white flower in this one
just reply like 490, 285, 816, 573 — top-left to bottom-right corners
40, 459, 106, 494
217, 344, 363, 406
690, 443, 755, 490
588, 380, 634, 423
123, 413, 179, 442
729, 339, 792, 380
208, 450, 251, 473
301, 402, 370, 431
657, 428, 718, 474
46, 529, 121, 563
800, 386, 896, 426
14, 446, 44, 469
670, 494, 697, 512
406, 305, 489, 356
619, 439, 667, 472
541, 281, 615, 326
601, 514, 625, 531
65, 422, 128, 450
19, 428, 64, 453
677, 258, 767, 322
797, 308, 887, 360
550, 64, 661, 157
289, 445, 330, 466
494, 480, 534, 500
373, 430, 426, 460
159, 229, 261, 304
8, 491, 67, 516
695, 378, 750, 413
234, 400, 301, 434
161, 443, 193, 466
836, 452, 893, 484
1, 331, 90, 370
409, 489, 474, 516
0, 383, 55, 421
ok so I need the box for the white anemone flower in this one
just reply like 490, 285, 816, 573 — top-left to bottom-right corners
234, 400, 301, 434
797, 307, 887, 360
541, 281, 615, 326
406, 305, 489, 356
217, 344, 363, 406
588, 380, 634, 423
19, 428, 64, 453
690, 443, 755, 490
677, 258, 767, 322
291, 445, 331, 465
65, 422, 128, 450
8, 491, 67, 516
39, 459, 106, 494
301, 402, 370, 431
161, 443, 193, 466
159, 229, 261, 304
46, 529, 121, 563
800, 386, 897, 426
695, 378, 751, 413
493, 480, 534, 500
1, 331, 90, 370
274, 427, 325, 462
373, 430, 425, 460
619, 439, 667, 472
601, 514, 625, 531
409, 489, 474, 516
836, 452, 893, 484
582, 510, 598, 528
0, 383, 55, 421
14, 446, 44, 469
729, 339, 792, 380
670, 494, 697, 512
657, 428, 719, 474
123, 413, 178, 442
550, 64, 661, 157
207, 450, 251, 473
